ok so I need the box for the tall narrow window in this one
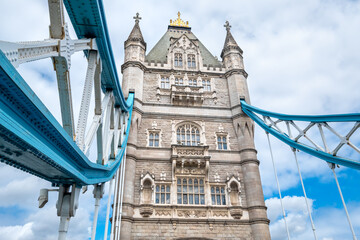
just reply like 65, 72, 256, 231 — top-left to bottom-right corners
161, 77, 170, 88
189, 79, 197, 86
149, 132, 159, 147
175, 78, 183, 85
177, 178, 205, 205
179, 54, 183, 67
202, 80, 211, 91
176, 124, 200, 146
217, 135, 227, 150
174, 54, 178, 67
155, 184, 170, 204
187, 54, 196, 68
211, 186, 226, 205
175, 53, 183, 67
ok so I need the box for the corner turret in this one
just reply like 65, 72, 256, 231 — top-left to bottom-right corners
221, 21, 244, 71
122, 13, 146, 100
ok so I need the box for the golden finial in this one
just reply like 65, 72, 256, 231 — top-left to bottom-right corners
169, 11, 189, 28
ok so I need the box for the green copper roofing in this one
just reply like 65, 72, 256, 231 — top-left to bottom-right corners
145, 26, 222, 67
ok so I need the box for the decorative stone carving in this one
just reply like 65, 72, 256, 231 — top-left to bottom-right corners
177, 148, 204, 156
229, 207, 243, 219
175, 167, 205, 175
172, 145, 209, 157
212, 210, 229, 217
177, 209, 207, 218
155, 209, 172, 217
139, 204, 154, 217
160, 171, 166, 180
214, 172, 220, 183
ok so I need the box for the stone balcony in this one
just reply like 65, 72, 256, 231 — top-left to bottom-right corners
170, 85, 204, 104
171, 144, 210, 176
156, 85, 217, 105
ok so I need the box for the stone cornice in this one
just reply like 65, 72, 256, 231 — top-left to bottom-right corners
143, 67, 225, 76
121, 61, 147, 73
240, 158, 260, 166
224, 68, 248, 78
239, 148, 258, 154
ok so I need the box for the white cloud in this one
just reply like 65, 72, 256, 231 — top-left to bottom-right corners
266, 196, 360, 240
0, 206, 91, 240
1, 0, 360, 239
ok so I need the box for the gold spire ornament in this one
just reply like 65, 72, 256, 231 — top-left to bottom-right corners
169, 12, 189, 28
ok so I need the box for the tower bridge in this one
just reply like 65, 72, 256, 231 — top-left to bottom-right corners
0, 1, 359, 239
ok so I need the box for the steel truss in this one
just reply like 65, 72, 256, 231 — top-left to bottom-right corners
0, 0, 133, 239
241, 99, 360, 170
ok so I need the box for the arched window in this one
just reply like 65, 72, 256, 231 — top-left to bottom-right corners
217, 135, 227, 150
149, 132, 159, 147
175, 53, 183, 67
189, 79, 197, 86
175, 78, 183, 85
187, 54, 196, 68
179, 54, 183, 67
174, 54, 178, 66
176, 124, 200, 146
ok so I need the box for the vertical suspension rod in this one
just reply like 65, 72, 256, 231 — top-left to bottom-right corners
266, 132, 291, 240
110, 168, 120, 239
292, 149, 317, 240
331, 166, 357, 240
104, 177, 115, 240
115, 150, 127, 239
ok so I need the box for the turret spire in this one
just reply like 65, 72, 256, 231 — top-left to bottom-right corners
125, 12, 146, 49
221, 21, 242, 59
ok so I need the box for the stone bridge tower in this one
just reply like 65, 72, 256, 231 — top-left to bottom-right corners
114, 12, 271, 240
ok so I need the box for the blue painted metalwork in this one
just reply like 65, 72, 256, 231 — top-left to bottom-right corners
0, 50, 133, 185
63, 0, 130, 111
241, 100, 360, 170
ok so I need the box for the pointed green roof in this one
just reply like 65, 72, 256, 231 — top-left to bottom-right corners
145, 26, 222, 67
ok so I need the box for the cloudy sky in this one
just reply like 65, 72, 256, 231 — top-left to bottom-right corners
0, 0, 360, 239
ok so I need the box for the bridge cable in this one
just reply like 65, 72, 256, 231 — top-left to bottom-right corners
110, 168, 120, 239
104, 177, 115, 240
292, 149, 317, 240
330, 164, 357, 240
266, 132, 291, 240
115, 149, 127, 239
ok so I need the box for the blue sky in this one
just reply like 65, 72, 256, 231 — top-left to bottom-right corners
0, 0, 360, 239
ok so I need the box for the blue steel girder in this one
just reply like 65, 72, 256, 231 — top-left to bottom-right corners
240, 100, 360, 170
63, 0, 130, 111
0, 51, 134, 186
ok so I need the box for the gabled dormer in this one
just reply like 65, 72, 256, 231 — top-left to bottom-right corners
168, 33, 202, 71
145, 12, 222, 70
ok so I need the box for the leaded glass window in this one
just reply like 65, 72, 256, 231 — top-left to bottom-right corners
211, 186, 226, 205
155, 184, 170, 204
175, 78, 183, 85
189, 79, 197, 86
202, 80, 211, 91
149, 132, 159, 147
175, 53, 183, 67
161, 77, 169, 88
187, 54, 196, 68
177, 178, 205, 205
176, 124, 200, 146
217, 135, 227, 150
